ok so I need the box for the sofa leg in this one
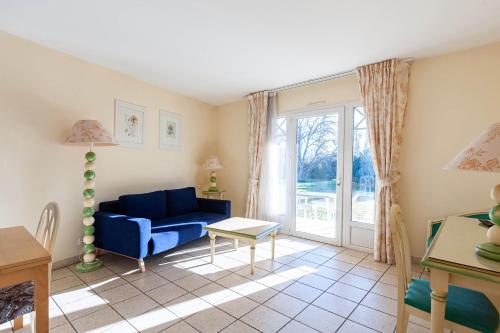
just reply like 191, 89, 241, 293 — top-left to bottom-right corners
138, 259, 146, 273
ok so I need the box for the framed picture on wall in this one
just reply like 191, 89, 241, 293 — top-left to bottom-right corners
159, 110, 182, 150
114, 99, 146, 148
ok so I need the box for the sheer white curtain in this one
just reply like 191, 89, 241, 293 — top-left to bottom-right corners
258, 92, 289, 223
245, 91, 269, 219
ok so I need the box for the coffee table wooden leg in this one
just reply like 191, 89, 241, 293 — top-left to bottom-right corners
234, 239, 239, 251
250, 241, 256, 274
271, 230, 277, 260
209, 232, 216, 264
34, 264, 49, 333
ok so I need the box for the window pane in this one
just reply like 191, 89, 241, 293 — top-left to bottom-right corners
351, 107, 376, 224
295, 114, 339, 239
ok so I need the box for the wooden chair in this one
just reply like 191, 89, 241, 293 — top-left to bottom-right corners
390, 205, 499, 333
4, 202, 60, 331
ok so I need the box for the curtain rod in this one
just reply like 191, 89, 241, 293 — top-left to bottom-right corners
270, 69, 355, 93
260, 58, 413, 94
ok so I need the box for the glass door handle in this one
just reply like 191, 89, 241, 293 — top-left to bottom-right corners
336, 178, 342, 186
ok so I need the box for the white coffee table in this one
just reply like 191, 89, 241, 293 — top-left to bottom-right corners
203, 217, 281, 274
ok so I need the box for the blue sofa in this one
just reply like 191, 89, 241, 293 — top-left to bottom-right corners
94, 187, 230, 271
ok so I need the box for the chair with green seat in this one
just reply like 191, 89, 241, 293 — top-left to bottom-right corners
390, 205, 499, 333
426, 211, 489, 247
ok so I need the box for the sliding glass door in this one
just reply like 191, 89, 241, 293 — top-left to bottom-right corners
279, 104, 375, 249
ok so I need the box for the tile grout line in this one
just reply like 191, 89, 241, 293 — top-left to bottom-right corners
287, 251, 379, 333
335, 255, 392, 333
139, 240, 347, 333
54, 242, 351, 332
49, 269, 86, 333
51, 236, 430, 333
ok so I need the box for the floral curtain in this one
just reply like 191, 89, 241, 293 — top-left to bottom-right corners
245, 91, 270, 219
356, 59, 410, 264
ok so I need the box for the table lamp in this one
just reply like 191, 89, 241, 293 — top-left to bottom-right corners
444, 122, 500, 261
64, 120, 118, 272
202, 156, 223, 192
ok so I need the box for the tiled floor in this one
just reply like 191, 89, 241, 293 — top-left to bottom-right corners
0, 235, 433, 333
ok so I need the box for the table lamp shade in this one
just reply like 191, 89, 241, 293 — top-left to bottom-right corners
444, 122, 500, 173
64, 120, 118, 146
444, 122, 500, 261
202, 156, 223, 170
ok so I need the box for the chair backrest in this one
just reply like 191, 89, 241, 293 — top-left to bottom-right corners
35, 202, 60, 254
389, 205, 412, 297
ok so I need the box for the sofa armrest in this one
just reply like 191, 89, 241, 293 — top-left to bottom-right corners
197, 198, 231, 217
94, 212, 151, 259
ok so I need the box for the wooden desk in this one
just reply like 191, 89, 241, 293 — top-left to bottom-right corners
421, 216, 500, 332
0, 227, 51, 332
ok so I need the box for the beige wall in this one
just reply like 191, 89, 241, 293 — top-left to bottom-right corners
216, 100, 249, 217
215, 42, 500, 257
0, 32, 217, 262
401, 42, 500, 256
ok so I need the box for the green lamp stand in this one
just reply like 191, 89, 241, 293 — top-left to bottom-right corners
64, 120, 118, 273
202, 155, 223, 193
475, 184, 500, 261
208, 171, 218, 192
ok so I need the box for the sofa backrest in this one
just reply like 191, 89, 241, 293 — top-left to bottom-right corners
98, 187, 200, 220
99, 200, 121, 214
119, 190, 167, 221
165, 187, 199, 217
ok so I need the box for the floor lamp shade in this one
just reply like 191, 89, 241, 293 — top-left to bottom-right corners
64, 120, 117, 272
444, 122, 500, 261
64, 120, 118, 146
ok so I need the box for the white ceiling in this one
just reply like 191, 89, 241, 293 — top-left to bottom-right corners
1, 1, 500, 105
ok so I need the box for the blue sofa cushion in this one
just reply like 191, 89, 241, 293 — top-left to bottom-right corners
150, 222, 208, 255
165, 187, 199, 217
119, 190, 166, 221
152, 211, 226, 227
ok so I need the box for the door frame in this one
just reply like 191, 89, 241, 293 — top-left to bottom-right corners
284, 105, 345, 246
277, 102, 374, 251
341, 102, 374, 252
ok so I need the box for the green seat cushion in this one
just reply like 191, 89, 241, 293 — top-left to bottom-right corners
404, 279, 499, 333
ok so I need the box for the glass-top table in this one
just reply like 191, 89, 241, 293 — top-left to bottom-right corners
422, 216, 500, 282
421, 216, 500, 332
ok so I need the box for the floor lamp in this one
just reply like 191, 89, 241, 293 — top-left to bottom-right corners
65, 120, 118, 272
